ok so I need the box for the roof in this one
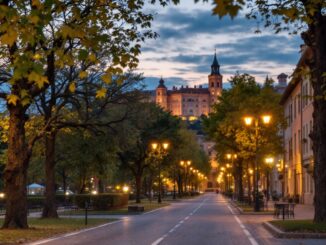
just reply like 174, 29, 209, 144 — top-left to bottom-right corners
28, 183, 44, 189
157, 78, 167, 89
211, 52, 221, 75
277, 73, 288, 79
169, 87, 210, 95
279, 46, 313, 105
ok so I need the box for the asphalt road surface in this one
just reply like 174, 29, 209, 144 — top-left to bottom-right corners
29, 193, 326, 245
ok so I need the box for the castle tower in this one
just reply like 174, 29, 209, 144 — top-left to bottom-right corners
156, 78, 168, 110
208, 52, 222, 105
277, 73, 288, 87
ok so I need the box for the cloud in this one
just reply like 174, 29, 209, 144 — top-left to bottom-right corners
143, 76, 189, 90
139, 5, 302, 85
154, 8, 256, 40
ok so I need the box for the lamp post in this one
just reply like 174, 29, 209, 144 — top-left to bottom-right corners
151, 142, 169, 203
265, 157, 274, 202
180, 160, 191, 193
226, 154, 237, 199
244, 115, 271, 212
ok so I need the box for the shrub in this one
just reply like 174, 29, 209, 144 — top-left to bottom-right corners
27, 196, 44, 208
74, 193, 129, 210
55, 194, 75, 206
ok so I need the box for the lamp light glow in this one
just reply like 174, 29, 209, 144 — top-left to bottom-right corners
244, 117, 253, 126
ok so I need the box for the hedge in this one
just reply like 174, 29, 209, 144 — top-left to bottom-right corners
74, 193, 129, 210
0, 193, 128, 211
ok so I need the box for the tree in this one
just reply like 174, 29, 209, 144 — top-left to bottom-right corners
204, 74, 284, 201
196, 0, 326, 223
36, 71, 143, 218
168, 127, 210, 195
117, 102, 180, 203
0, 0, 176, 228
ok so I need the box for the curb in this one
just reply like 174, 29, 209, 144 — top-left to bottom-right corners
229, 201, 274, 215
263, 222, 326, 239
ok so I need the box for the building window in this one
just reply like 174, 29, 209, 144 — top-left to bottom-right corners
294, 133, 296, 154
294, 97, 297, 119
298, 129, 301, 153
158, 92, 160, 96
309, 120, 313, 150
298, 93, 301, 113
217, 82, 219, 88
289, 138, 293, 161
211, 82, 214, 87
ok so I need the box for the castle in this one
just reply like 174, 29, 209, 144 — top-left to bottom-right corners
155, 53, 223, 120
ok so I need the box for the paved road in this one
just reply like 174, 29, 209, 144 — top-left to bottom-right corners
29, 193, 325, 245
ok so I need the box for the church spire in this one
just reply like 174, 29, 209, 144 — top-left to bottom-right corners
211, 51, 220, 75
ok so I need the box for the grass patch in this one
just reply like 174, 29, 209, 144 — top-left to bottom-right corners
0, 218, 115, 244
270, 220, 326, 233
61, 199, 170, 216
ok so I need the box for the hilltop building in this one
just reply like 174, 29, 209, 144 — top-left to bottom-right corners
155, 53, 223, 120
150, 53, 223, 190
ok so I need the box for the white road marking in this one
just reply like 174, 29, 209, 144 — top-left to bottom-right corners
28, 219, 124, 245
150, 197, 208, 245
227, 205, 260, 245
144, 205, 169, 215
174, 223, 181, 228
151, 237, 165, 245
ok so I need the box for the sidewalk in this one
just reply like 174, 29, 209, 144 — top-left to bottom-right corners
230, 199, 315, 227
267, 201, 314, 220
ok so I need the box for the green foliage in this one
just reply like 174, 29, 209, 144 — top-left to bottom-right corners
74, 194, 129, 210
204, 73, 285, 162
198, 0, 326, 34
169, 125, 210, 174
0, 0, 178, 105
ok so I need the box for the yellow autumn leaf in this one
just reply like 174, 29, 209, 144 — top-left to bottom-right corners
69, 82, 76, 93
0, 29, 18, 46
21, 97, 31, 107
101, 74, 112, 84
61, 25, 74, 38
33, 53, 42, 60
7, 94, 19, 106
29, 15, 40, 24
96, 88, 107, 99
79, 71, 88, 79
88, 53, 97, 62
20, 89, 29, 98
28, 71, 49, 88
32, 0, 41, 8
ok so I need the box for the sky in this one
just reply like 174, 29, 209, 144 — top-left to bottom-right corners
137, 1, 302, 90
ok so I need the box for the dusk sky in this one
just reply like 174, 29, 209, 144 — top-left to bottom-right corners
137, 1, 302, 90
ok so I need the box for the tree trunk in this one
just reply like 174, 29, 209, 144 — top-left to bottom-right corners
3, 107, 30, 228
238, 162, 244, 202
311, 15, 326, 223
98, 179, 104, 193
135, 175, 142, 204
62, 168, 67, 194
42, 131, 58, 218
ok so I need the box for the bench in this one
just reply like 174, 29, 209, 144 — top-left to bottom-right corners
128, 205, 144, 212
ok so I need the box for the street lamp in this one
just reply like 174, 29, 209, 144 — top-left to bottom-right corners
264, 157, 274, 201
180, 160, 191, 193
151, 142, 169, 203
243, 114, 272, 212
